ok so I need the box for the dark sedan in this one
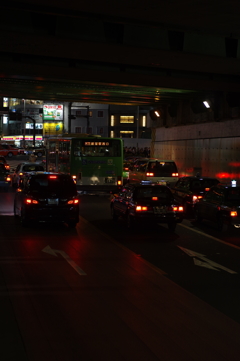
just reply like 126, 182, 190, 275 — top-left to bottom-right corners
171, 176, 220, 216
195, 183, 240, 231
110, 183, 184, 231
14, 172, 80, 227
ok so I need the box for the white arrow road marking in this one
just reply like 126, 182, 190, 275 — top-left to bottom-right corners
42, 245, 87, 276
178, 246, 237, 274
193, 258, 220, 271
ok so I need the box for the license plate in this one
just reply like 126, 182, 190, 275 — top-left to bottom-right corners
154, 206, 167, 214
48, 198, 59, 205
157, 180, 167, 185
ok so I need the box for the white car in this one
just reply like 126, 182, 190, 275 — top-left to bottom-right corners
12, 162, 45, 187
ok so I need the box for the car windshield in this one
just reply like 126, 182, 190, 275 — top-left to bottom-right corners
147, 161, 177, 176
22, 164, 44, 172
29, 175, 77, 196
135, 186, 172, 199
191, 179, 219, 190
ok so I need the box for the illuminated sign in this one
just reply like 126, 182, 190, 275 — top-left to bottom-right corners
43, 122, 63, 135
1, 135, 43, 141
84, 142, 110, 146
43, 105, 63, 121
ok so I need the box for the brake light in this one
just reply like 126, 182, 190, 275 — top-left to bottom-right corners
49, 175, 57, 179
152, 197, 158, 201
6, 176, 11, 182
146, 172, 154, 177
172, 173, 178, 177
172, 206, 184, 212
193, 195, 203, 201
67, 199, 79, 205
205, 188, 210, 191
117, 176, 122, 186
25, 198, 39, 204
230, 211, 237, 217
136, 206, 148, 211
72, 175, 77, 179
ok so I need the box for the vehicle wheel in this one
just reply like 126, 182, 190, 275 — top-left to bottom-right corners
194, 208, 202, 223
111, 206, 118, 221
7, 152, 13, 158
126, 213, 135, 229
168, 222, 177, 232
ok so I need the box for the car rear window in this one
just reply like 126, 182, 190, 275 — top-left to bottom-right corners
135, 186, 172, 199
22, 165, 44, 172
147, 161, 178, 176
29, 175, 77, 195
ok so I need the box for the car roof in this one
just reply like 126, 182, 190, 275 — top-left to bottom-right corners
124, 183, 169, 189
135, 158, 175, 162
178, 176, 219, 180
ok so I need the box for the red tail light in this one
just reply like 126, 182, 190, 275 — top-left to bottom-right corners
136, 206, 148, 211
67, 199, 79, 205
117, 176, 122, 186
49, 175, 57, 179
25, 198, 38, 204
172, 206, 184, 212
205, 188, 210, 191
146, 172, 154, 177
152, 197, 158, 201
193, 195, 203, 201
230, 211, 237, 217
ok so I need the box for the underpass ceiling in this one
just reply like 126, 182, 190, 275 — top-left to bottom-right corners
1, 1, 240, 107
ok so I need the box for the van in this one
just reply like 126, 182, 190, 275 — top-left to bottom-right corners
128, 158, 179, 187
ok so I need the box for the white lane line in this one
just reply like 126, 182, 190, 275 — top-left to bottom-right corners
42, 245, 87, 276
179, 223, 240, 250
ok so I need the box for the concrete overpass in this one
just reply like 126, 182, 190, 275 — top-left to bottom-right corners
1, 0, 240, 107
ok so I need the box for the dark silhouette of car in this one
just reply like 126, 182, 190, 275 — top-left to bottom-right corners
171, 176, 220, 216
194, 183, 240, 231
12, 162, 45, 187
0, 155, 10, 171
110, 183, 183, 231
0, 163, 11, 189
14, 172, 80, 227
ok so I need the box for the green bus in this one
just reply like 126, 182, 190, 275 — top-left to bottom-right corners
46, 136, 124, 191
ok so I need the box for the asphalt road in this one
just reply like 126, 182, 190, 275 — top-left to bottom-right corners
1, 158, 240, 360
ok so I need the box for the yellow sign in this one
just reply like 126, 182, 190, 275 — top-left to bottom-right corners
43, 122, 63, 136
